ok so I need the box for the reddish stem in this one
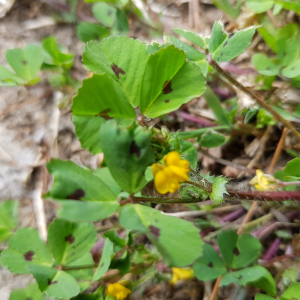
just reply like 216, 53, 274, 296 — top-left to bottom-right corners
222, 208, 245, 222
263, 238, 281, 261
177, 111, 215, 127
226, 189, 300, 201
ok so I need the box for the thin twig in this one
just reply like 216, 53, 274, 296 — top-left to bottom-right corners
210, 60, 300, 143
268, 128, 288, 174
237, 201, 258, 235
209, 275, 222, 300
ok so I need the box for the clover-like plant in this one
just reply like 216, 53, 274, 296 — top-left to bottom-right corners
2, 21, 300, 300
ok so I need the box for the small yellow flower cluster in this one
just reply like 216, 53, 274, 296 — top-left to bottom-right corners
249, 170, 277, 191
152, 151, 190, 194
170, 267, 194, 285
107, 283, 131, 300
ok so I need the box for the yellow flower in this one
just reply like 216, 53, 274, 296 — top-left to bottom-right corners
249, 169, 277, 191
107, 283, 131, 300
170, 267, 194, 285
152, 151, 190, 194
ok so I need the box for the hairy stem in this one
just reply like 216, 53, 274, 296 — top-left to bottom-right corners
210, 59, 300, 143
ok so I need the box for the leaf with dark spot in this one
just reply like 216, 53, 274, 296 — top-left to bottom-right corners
238, 275, 243, 280
229, 33, 234, 39
130, 141, 141, 158
233, 247, 240, 256
66, 189, 85, 200
223, 41, 228, 47
95, 108, 112, 120
65, 234, 75, 244
208, 262, 213, 268
149, 225, 160, 237
22, 61, 28, 65
47, 279, 58, 285
165, 100, 170, 103
26, 298, 32, 300
24, 250, 35, 261
162, 80, 172, 94
111, 63, 125, 79
220, 53, 223, 56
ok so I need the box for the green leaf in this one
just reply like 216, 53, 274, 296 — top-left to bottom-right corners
217, 230, 262, 269
164, 34, 208, 76
256, 109, 276, 128
92, 3, 117, 27
252, 54, 280, 76
119, 203, 203, 267
73, 115, 105, 155
6, 45, 43, 82
169, 139, 198, 169
209, 21, 227, 55
203, 87, 232, 126
193, 243, 226, 281
200, 130, 226, 148
281, 282, 300, 300
220, 265, 276, 296
283, 158, 300, 178
210, 177, 229, 203
147, 42, 171, 55
277, 38, 300, 67
277, 23, 299, 40
48, 218, 97, 265
270, 105, 300, 122
94, 167, 122, 195
0, 66, 24, 86
275, 0, 300, 13
27, 264, 80, 299
77, 22, 110, 42
273, 3, 282, 14
257, 25, 278, 53
139, 45, 206, 117
209, 21, 257, 62
0, 227, 52, 274
103, 229, 126, 252
64, 252, 94, 291
112, 9, 129, 35
0, 200, 18, 242
286, 149, 299, 158
73, 75, 136, 119
282, 268, 297, 288
179, 140, 198, 170
45, 159, 119, 222
172, 28, 205, 49
246, 0, 274, 13
99, 121, 155, 194
9, 282, 43, 300
245, 108, 258, 123
110, 250, 131, 274
292, 75, 300, 88
83, 37, 149, 107
93, 238, 114, 280
42, 37, 74, 67
255, 295, 276, 300
282, 58, 300, 78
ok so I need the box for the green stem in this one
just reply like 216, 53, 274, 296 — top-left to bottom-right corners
210, 59, 300, 143
61, 263, 98, 271
176, 125, 230, 139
